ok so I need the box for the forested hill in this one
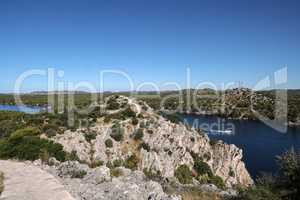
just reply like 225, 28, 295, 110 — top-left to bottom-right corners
0, 88, 299, 125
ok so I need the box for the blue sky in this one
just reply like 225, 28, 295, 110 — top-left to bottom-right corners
0, 0, 299, 92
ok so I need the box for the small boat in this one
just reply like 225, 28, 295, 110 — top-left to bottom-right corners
209, 129, 233, 134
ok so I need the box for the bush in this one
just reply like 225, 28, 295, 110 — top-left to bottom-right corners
139, 142, 150, 152
208, 175, 226, 189
133, 128, 144, 140
193, 156, 213, 176
110, 124, 124, 142
45, 129, 57, 138
70, 170, 87, 179
66, 150, 80, 161
236, 186, 280, 200
174, 165, 193, 184
110, 168, 123, 177
105, 139, 113, 148
104, 115, 111, 123
229, 167, 235, 177
143, 168, 161, 181
131, 117, 139, 125
84, 132, 97, 143
0, 128, 66, 161
106, 98, 120, 110
124, 154, 139, 170
0, 120, 23, 138
121, 107, 136, 118
113, 159, 123, 168
9, 127, 41, 141
89, 160, 104, 168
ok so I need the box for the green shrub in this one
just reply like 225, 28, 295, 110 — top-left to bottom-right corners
45, 129, 57, 138
139, 121, 146, 128
39, 148, 50, 164
229, 167, 235, 177
106, 98, 120, 110
143, 168, 161, 181
124, 154, 139, 170
9, 127, 41, 141
139, 142, 150, 152
236, 186, 280, 200
0, 128, 66, 161
66, 150, 80, 161
90, 160, 104, 168
131, 117, 139, 125
208, 175, 226, 189
105, 139, 113, 148
70, 170, 87, 179
121, 107, 136, 118
104, 115, 111, 123
106, 161, 113, 169
0, 120, 23, 138
110, 124, 124, 142
193, 155, 213, 176
110, 168, 123, 177
133, 128, 144, 140
113, 159, 123, 168
174, 165, 193, 184
203, 152, 211, 161
84, 132, 97, 143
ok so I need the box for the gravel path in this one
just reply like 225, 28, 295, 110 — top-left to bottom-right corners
0, 160, 75, 200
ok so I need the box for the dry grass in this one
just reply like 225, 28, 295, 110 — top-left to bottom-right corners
0, 171, 4, 195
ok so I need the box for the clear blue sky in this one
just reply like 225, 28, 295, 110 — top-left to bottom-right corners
0, 0, 299, 92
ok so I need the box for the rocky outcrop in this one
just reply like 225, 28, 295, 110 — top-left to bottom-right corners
51, 96, 253, 187
36, 160, 180, 200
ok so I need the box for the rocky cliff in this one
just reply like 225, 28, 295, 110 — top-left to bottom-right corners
51, 95, 253, 188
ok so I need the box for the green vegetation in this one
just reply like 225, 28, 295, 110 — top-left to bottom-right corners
0, 89, 299, 123
89, 160, 104, 168
121, 107, 136, 118
193, 157, 213, 177
110, 123, 124, 142
229, 167, 235, 177
191, 152, 225, 189
66, 150, 80, 162
131, 117, 139, 125
0, 127, 66, 161
139, 142, 150, 152
84, 132, 97, 143
70, 170, 87, 179
124, 154, 139, 170
106, 96, 120, 110
143, 168, 161, 181
105, 139, 113, 148
174, 165, 193, 184
112, 159, 123, 168
133, 128, 144, 140
110, 168, 123, 177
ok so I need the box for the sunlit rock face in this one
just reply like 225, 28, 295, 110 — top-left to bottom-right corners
52, 95, 253, 187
